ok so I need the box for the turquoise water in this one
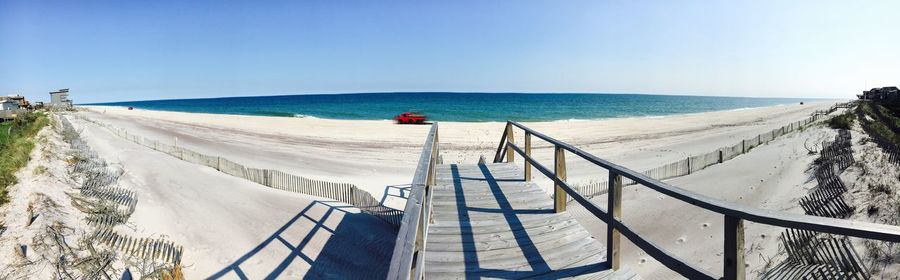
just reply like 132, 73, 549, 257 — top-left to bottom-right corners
88, 92, 819, 122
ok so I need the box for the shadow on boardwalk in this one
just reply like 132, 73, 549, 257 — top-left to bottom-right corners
206, 200, 396, 279
430, 164, 613, 279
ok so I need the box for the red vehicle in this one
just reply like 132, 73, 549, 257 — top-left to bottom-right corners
394, 111, 427, 124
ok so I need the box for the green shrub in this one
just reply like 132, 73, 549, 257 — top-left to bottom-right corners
0, 112, 48, 204
826, 112, 854, 130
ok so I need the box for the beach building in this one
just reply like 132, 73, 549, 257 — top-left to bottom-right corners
6, 95, 29, 109
858, 86, 900, 101
0, 98, 19, 110
49, 88, 73, 108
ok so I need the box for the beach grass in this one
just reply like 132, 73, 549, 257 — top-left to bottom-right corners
859, 102, 900, 145
0, 112, 48, 205
826, 110, 855, 130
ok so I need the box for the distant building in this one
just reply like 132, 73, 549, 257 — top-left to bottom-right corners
858, 86, 900, 101
34, 101, 44, 109
7, 95, 28, 108
0, 98, 19, 110
49, 88, 72, 108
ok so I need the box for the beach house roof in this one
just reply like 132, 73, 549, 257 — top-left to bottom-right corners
859, 86, 900, 101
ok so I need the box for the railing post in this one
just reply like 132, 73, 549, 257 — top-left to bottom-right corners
524, 132, 532, 182
494, 123, 510, 163
428, 127, 438, 187
414, 203, 426, 279
506, 123, 515, 163
607, 172, 622, 270
553, 145, 567, 213
686, 157, 692, 174
723, 216, 745, 280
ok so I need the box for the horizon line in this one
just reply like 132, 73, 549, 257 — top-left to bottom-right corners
82, 91, 843, 105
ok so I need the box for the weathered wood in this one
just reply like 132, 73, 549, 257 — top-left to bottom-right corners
505, 122, 515, 163
506, 121, 900, 243
487, 120, 900, 280
525, 132, 532, 182
724, 216, 745, 280
554, 145, 567, 213
608, 172, 622, 271
388, 122, 439, 280
423, 163, 618, 279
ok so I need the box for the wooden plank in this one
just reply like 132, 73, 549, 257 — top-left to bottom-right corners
425, 233, 602, 267
427, 214, 579, 235
424, 162, 615, 279
426, 221, 590, 252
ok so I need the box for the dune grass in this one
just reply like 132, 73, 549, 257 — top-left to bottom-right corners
826, 110, 855, 130
0, 112, 49, 204
859, 102, 900, 145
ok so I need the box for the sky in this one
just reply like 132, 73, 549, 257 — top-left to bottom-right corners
1, 0, 898, 103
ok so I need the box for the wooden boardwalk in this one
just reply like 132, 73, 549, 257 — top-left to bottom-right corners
423, 163, 638, 279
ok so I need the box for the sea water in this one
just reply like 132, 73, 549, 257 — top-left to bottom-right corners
88, 92, 822, 122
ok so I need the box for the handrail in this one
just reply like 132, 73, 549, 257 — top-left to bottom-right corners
387, 122, 439, 280
495, 119, 900, 280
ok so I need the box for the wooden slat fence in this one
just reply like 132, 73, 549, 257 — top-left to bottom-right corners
59, 115, 185, 267
762, 228, 867, 279
95, 228, 184, 265
573, 102, 851, 199
76, 115, 403, 227
765, 128, 867, 278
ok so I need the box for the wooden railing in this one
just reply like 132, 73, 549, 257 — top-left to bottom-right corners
387, 123, 439, 280
493, 120, 900, 280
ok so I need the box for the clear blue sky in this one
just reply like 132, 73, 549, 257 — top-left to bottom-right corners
2, 0, 898, 103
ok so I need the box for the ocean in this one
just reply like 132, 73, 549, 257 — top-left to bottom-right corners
88, 92, 820, 122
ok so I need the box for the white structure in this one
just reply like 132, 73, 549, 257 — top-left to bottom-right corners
0, 98, 19, 110
49, 88, 72, 108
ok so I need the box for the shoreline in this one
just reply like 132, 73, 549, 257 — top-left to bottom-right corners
82, 99, 839, 124
78, 101, 837, 211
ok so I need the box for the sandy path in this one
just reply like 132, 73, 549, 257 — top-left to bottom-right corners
66, 115, 396, 279
81, 102, 835, 209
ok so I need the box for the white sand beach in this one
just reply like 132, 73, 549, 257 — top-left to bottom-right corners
81, 102, 834, 210
0, 101, 856, 279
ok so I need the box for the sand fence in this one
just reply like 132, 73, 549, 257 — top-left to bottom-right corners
73, 114, 403, 228
763, 129, 868, 278
574, 102, 850, 199
58, 116, 185, 274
